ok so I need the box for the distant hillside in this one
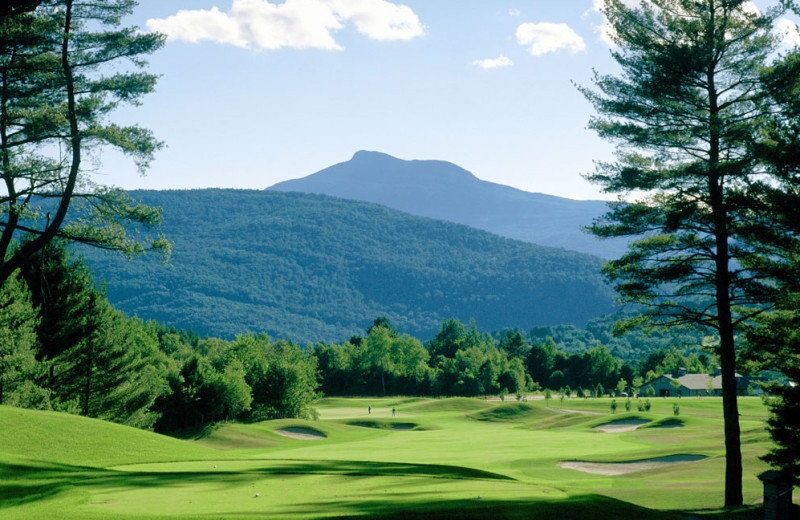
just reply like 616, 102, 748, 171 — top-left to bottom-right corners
269, 151, 628, 259
80, 190, 615, 343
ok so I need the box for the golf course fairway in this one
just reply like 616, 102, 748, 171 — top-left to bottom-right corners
0, 396, 775, 518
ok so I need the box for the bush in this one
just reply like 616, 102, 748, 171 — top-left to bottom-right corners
645, 399, 651, 412
673, 403, 680, 416
625, 398, 631, 412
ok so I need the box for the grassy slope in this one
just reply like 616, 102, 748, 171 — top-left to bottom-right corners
0, 397, 772, 519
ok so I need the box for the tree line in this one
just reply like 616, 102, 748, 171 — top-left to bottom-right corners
0, 240, 318, 432
1, 238, 726, 433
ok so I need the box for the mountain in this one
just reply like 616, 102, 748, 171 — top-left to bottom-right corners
269, 151, 628, 258
79, 190, 615, 343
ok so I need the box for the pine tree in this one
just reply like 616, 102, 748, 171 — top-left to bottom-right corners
21, 238, 169, 425
0, 0, 168, 288
0, 270, 44, 406
581, 0, 799, 506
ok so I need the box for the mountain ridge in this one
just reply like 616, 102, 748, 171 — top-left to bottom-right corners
269, 151, 627, 259
80, 189, 616, 343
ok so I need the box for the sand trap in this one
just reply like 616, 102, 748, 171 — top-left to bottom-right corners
558, 454, 706, 475
594, 419, 650, 432
273, 427, 326, 440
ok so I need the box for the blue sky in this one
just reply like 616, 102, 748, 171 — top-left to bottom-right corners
102, 1, 799, 200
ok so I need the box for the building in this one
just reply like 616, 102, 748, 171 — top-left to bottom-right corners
644, 369, 755, 397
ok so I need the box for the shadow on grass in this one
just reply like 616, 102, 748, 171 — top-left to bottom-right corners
323, 495, 769, 520
348, 421, 423, 431
685, 505, 767, 520
1, 460, 765, 519
0, 458, 512, 509
319, 494, 688, 520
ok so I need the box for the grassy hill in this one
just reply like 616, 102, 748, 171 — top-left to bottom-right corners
0, 397, 772, 519
79, 189, 615, 343
269, 150, 630, 258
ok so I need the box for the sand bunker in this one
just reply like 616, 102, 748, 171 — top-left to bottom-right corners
273, 427, 326, 440
594, 419, 650, 432
558, 454, 706, 475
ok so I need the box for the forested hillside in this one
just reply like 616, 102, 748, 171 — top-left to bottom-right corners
270, 151, 630, 258
79, 189, 615, 343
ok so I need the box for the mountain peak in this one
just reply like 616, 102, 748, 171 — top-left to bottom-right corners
268, 152, 628, 258
351, 150, 396, 162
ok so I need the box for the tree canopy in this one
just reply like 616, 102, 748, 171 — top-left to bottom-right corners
0, 0, 168, 287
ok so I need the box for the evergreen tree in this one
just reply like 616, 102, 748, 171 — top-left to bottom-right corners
0, 270, 45, 406
0, 0, 168, 288
22, 239, 168, 425
21, 239, 96, 394
499, 329, 529, 360
0, 1, 43, 16
580, 0, 798, 506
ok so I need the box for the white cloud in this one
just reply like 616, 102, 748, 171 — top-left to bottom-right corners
472, 55, 513, 69
508, 9, 521, 17
327, 0, 424, 41
516, 22, 586, 56
776, 18, 800, 48
146, 0, 424, 51
741, 1, 761, 16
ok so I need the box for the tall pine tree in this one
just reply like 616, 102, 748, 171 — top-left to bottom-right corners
581, 0, 799, 506
0, 0, 168, 288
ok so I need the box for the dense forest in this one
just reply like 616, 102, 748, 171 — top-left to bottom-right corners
1, 239, 724, 433
78, 189, 616, 343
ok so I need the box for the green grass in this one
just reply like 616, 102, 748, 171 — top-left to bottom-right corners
0, 397, 775, 519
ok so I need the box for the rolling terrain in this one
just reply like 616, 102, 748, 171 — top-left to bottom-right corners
79, 189, 615, 343
269, 151, 629, 258
0, 396, 772, 519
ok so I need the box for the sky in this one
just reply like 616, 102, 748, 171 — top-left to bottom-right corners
98, 0, 800, 201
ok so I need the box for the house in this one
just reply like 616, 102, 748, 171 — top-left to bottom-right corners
645, 369, 754, 397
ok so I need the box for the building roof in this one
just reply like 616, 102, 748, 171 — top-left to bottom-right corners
658, 373, 746, 391
675, 374, 720, 390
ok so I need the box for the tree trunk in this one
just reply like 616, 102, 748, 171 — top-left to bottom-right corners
710, 173, 743, 507
0, 0, 81, 286
706, 23, 743, 504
